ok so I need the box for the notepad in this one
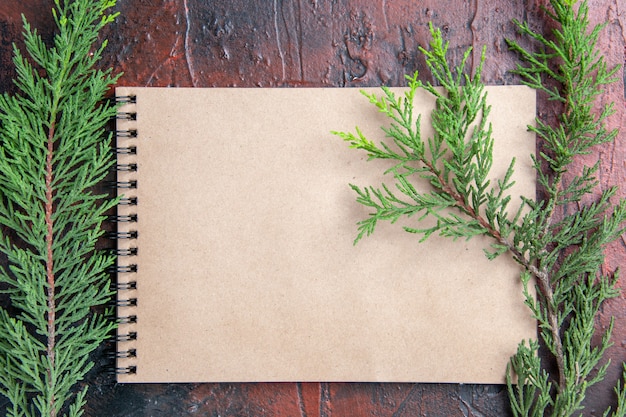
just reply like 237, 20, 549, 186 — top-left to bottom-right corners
114, 86, 536, 384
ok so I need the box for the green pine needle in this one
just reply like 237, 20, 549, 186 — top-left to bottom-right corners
0, 0, 119, 416
335, 1, 626, 416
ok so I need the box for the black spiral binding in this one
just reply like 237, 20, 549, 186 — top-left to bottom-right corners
113, 94, 138, 377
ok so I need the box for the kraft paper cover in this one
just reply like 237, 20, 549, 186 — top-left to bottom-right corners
115, 86, 536, 383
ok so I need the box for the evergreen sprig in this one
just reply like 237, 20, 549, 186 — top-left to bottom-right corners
0, 1, 119, 416
334, 24, 520, 254
335, 1, 626, 416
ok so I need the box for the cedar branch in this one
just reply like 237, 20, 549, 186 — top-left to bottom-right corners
421, 156, 567, 389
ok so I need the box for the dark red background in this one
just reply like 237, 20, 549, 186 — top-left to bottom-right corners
0, 0, 625, 416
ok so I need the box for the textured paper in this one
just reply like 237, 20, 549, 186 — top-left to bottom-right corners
116, 86, 536, 383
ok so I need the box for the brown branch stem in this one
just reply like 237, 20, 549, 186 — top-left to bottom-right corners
45, 120, 56, 417
422, 157, 567, 390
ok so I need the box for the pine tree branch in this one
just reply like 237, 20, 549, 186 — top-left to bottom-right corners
336, 0, 626, 414
422, 132, 568, 390
0, 0, 120, 415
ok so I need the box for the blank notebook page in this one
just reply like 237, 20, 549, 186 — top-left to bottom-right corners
115, 86, 536, 383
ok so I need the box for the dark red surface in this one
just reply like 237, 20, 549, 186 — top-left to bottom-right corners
0, 0, 625, 416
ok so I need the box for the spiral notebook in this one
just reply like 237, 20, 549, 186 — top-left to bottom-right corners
114, 86, 536, 384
